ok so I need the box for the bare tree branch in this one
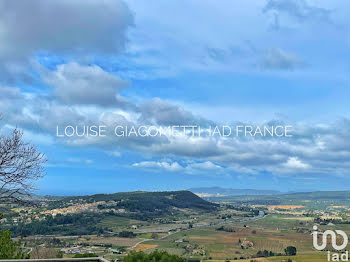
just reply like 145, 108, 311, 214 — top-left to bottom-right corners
0, 125, 46, 203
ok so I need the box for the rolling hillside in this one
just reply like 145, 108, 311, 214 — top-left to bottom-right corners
56, 190, 218, 214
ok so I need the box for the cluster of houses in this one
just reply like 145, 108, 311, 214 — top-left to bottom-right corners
181, 242, 206, 256
1, 212, 44, 225
42, 201, 106, 216
60, 246, 122, 255
41, 200, 126, 217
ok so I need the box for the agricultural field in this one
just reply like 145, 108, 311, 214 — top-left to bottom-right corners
4, 190, 350, 261
131, 213, 348, 261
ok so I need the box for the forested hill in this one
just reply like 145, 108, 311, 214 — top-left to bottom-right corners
6, 191, 218, 237
58, 190, 218, 212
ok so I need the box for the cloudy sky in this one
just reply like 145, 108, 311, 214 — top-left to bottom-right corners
1, 0, 350, 195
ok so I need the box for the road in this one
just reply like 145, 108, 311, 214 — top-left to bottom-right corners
128, 238, 153, 250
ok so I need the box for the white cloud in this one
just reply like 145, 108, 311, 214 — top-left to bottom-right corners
0, 86, 23, 99
43, 62, 130, 106
282, 156, 310, 169
0, 0, 133, 83
110, 151, 122, 158
139, 98, 193, 125
132, 160, 224, 175
2, 65, 350, 178
261, 48, 306, 70
138, 98, 211, 126
132, 161, 183, 172
189, 161, 222, 171
263, 0, 331, 24
67, 158, 93, 165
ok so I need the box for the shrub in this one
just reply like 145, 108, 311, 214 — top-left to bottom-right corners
284, 246, 297, 256
73, 253, 98, 258
124, 250, 186, 262
0, 230, 29, 259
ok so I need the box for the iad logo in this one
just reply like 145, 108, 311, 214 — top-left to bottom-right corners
312, 225, 348, 251
312, 225, 349, 261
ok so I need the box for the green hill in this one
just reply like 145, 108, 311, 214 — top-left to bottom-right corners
58, 190, 218, 216
8, 191, 218, 236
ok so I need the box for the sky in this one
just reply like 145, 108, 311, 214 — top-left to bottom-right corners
1, 0, 350, 195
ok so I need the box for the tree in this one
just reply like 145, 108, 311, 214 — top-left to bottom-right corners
0, 127, 46, 203
118, 231, 136, 238
284, 246, 297, 256
0, 230, 29, 259
0, 124, 46, 259
73, 253, 98, 258
151, 232, 159, 239
124, 250, 186, 262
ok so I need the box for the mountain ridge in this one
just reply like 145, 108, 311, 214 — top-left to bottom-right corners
189, 186, 281, 196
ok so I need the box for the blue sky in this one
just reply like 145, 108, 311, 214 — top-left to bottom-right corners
1, 0, 350, 195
